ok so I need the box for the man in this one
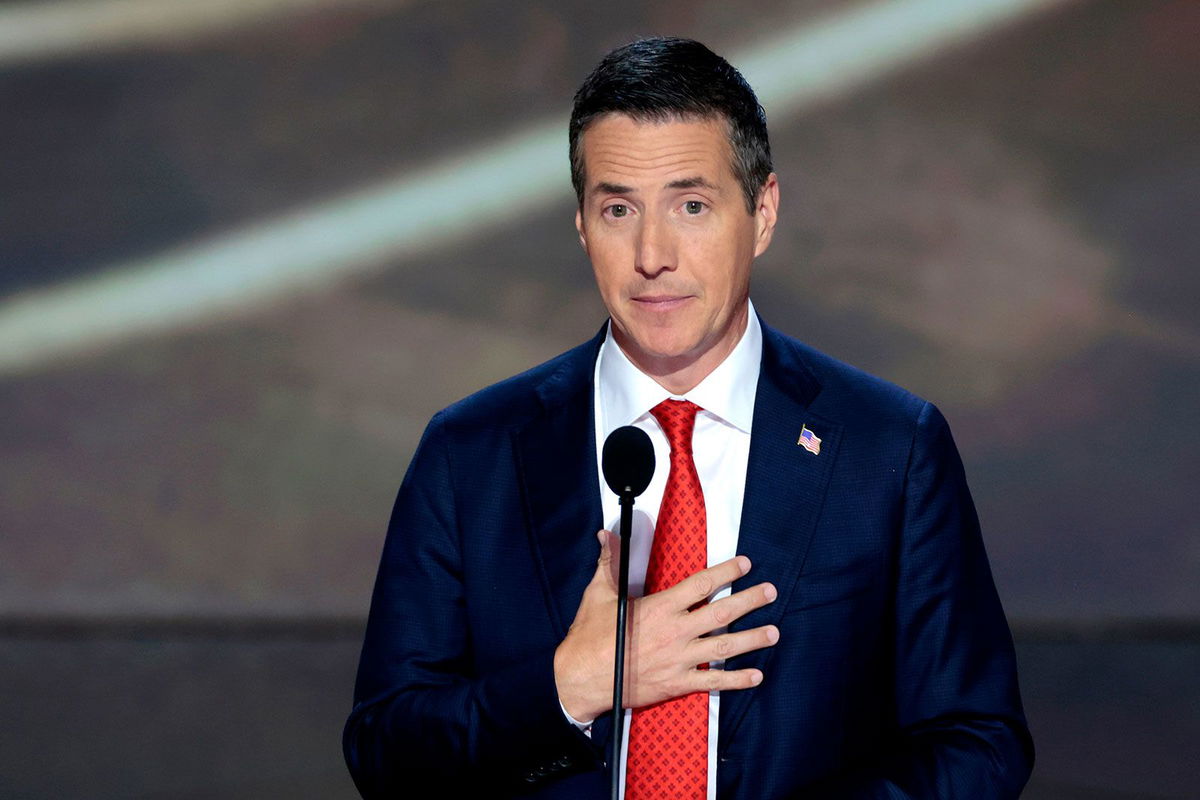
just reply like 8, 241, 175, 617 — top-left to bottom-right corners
344, 37, 1033, 799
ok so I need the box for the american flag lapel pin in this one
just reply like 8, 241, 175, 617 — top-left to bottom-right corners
797, 424, 821, 455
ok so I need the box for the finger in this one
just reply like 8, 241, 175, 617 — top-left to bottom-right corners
688, 625, 780, 664
682, 666, 765, 694
664, 555, 751, 608
689, 582, 777, 635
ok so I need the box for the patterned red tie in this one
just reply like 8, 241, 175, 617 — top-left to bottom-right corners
625, 399, 708, 799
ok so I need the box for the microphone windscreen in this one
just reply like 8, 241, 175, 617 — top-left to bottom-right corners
602, 425, 655, 498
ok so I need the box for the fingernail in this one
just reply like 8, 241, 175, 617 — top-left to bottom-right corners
766, 626, 780, 644
737, 556, 751, 574
750, 671, 763, 685
763, 583, 777, 602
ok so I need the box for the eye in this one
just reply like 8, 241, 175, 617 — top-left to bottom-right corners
605, 203, 629, 218
683, 200, 706, 215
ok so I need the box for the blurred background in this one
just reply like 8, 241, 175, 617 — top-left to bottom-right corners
0, 0, 1196, 797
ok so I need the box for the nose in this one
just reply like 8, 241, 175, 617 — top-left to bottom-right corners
634, 212, 676, 278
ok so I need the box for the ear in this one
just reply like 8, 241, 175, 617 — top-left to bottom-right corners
575, 208, 588, 251
752, 173, 780, 258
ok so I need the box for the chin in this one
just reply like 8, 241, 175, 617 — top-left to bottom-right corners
628, 330, 703, 364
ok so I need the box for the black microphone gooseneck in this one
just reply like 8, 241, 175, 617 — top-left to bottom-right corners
600, 426, 655, 800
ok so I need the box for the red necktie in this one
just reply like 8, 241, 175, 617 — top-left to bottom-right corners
625, 399, 708, 799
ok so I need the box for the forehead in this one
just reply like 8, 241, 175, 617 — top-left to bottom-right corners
579, 113, 734, 188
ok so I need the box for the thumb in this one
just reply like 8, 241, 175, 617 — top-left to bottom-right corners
592, 529, 618, 589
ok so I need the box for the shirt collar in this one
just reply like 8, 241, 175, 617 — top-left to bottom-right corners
596, 300, 761, 435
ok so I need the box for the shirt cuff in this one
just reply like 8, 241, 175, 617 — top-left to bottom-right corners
559, 700, 594, 735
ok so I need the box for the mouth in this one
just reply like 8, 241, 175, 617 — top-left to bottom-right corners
630, 294, 692, 312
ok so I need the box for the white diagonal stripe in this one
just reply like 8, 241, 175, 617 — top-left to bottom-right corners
0, 0, 1073, 374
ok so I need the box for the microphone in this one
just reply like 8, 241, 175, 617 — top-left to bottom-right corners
602, 425, 655, 498
600, 426, 654, 800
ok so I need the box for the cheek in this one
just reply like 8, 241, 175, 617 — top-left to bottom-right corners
587, 239, 631, 287
589, 260, 628, 308
705, 224, 756, 289
687, 232, 742, 286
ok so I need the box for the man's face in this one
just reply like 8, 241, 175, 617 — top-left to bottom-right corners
575, 113, 778, 390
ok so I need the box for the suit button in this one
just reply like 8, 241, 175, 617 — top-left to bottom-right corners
556, 756, 573, 768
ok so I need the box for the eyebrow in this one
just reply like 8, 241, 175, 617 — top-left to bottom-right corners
665, 176, 718, 191
590, 176, 717, 196
592, 181, 634, 196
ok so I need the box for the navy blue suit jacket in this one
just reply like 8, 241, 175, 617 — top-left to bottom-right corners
344, 319, 1033, 798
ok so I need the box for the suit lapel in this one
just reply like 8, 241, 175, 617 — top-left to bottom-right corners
513, 329, 619, 752
514, 332, 606, 642
718, 323, 842, 753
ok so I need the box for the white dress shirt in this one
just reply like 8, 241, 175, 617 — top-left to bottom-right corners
572, 301, 762, 800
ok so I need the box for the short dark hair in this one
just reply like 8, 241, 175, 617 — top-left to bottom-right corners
569, 37, 772, 214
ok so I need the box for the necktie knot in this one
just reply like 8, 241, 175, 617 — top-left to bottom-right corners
650, 399, 701, 456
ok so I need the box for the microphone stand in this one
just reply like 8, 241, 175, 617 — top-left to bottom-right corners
611, 489, 634, 800
600, 424, 652, 800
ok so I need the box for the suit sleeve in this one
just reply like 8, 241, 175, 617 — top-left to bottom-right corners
808, 402, 1034, 798
342, 413, 598, 797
